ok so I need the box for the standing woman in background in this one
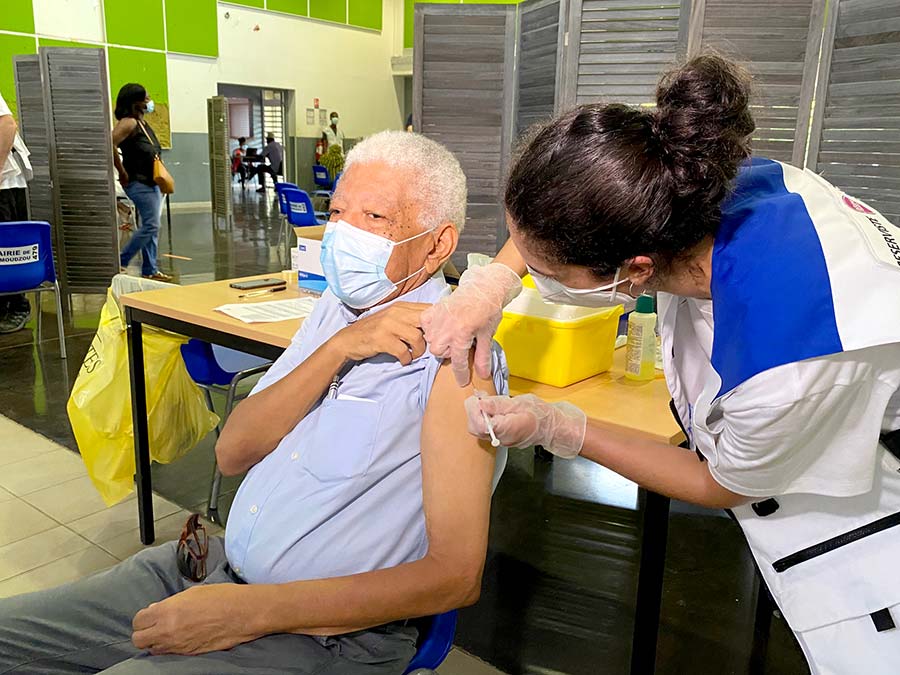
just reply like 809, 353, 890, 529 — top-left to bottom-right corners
112, 83, 171, 282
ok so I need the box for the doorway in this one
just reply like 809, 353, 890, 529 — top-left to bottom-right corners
217, 83, 292, 182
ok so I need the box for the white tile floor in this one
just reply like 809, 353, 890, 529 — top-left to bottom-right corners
0, 415, 503, 674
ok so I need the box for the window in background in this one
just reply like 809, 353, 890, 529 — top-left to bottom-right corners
228, 98, 252, 139
262, 89, 285, 145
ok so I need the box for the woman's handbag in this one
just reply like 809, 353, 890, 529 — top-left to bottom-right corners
137, 120, 175, 194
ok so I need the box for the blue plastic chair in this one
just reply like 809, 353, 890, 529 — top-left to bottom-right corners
312, 165, 333, 198
282, 187, 327, 227
275, 182, 300, 217
0, 221, 66, 359
180, 339, 272, 524
404, 612, 458, 674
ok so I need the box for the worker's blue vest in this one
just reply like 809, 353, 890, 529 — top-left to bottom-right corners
709, 158, 900, 398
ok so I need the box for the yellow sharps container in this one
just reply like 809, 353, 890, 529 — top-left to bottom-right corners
494, 287, 624, 388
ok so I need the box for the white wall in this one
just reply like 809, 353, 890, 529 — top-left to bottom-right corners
167, 0, 405, 138
33, 0, 104, 44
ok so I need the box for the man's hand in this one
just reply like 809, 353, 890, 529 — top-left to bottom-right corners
118, 171, 129, 189
332, 302, 429, 365
131, 585, 261, 655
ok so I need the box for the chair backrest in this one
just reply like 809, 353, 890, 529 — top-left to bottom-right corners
312, 165, 331, 188
282, 187, 319, 227
275, 182, 299, 216
0, 221, 56, 293
403, 611, 458, 674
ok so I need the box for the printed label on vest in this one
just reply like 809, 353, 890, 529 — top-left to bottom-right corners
0, 244, 38, 265
842, 194, 900, 270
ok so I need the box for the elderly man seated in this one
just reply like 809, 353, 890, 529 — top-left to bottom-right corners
0, 131, 507, 675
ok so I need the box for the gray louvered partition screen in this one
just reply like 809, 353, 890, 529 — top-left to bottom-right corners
413, 4, 517, 269
41, 47, 118, 296
13, 56, 53, 233
208, 97, 232, 225
806, 0, 900, 224
687, 0, 824, 166
564, 0, 683, 108
516, 0, 565, 137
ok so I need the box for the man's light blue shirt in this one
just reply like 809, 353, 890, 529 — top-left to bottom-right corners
225, 275, 507, 584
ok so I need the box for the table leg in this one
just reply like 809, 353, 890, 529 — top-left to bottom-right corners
125, 307, 155, 544
630, 488, 670, 675
749, 574, 774, 674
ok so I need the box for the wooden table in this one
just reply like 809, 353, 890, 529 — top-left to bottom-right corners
511, 352, 684, 675
121, 274, 312, 544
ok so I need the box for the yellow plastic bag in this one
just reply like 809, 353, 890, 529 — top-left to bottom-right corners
67, 288, 219, 506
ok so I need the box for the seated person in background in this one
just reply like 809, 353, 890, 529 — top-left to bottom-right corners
0, 130, 507, 675
255, 133, 283, 192
231, 136, 248, 186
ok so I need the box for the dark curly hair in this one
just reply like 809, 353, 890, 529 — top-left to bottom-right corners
504, 54, 755, 277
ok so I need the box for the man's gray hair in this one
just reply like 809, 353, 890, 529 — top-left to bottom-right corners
345, 130, 467, 233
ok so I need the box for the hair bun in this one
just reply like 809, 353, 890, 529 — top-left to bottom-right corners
653, 54, 755, 203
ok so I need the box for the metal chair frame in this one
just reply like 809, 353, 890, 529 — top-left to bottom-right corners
0, 284, 66, 359
195, 363, 272, 524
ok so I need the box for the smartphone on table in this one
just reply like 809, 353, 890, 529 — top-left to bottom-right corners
228, 278, 287, 291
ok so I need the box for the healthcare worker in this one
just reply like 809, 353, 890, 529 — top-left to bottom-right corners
421, 54, 900, 673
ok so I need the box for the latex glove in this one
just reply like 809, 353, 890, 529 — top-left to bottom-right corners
465, 394, 587, 459
422, 263, 523, 386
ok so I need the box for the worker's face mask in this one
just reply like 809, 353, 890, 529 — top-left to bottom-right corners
331, 117, 339, 126
320, 220, 433, 309
528, 265, 636, 309
145, 99, 155, 114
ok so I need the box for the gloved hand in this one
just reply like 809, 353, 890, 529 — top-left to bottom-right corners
464, 394, 587, 459
422, 263, 523, 386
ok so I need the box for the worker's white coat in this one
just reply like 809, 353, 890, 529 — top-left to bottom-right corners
659, 159, 900, 673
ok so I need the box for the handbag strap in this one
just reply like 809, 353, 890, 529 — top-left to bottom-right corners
136, 119, 160, 159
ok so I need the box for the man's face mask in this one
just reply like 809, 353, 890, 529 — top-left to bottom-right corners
320, 220, 433, 309
527, 265, 636, 310
331, 116, 339, 126
145, 99, 155, 114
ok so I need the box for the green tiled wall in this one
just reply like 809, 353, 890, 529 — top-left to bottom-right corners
0, 0, 35, 34
349, 0, 383, 30
266, 0, 309, 17
310, 0, 347, 24
166, 0, 218, 57
104, 0, 165, 50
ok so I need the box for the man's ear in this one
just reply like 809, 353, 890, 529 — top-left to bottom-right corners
425, 222, 459, 275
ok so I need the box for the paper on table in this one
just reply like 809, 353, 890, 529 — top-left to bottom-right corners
214, 297, 317, 323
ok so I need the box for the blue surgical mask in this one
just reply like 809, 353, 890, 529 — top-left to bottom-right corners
320, 220, 433, 309
527, 265, 636, 310
145, 100, 155, 114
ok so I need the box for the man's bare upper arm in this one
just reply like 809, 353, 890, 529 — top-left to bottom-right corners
420, 361, 498, 569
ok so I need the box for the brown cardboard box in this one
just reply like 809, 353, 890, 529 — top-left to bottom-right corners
293, 225, 326, 241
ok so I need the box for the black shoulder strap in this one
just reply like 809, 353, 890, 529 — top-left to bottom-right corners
882, 429, 900, 462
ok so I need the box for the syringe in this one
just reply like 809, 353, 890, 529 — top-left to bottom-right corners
474, 389, 501, 447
